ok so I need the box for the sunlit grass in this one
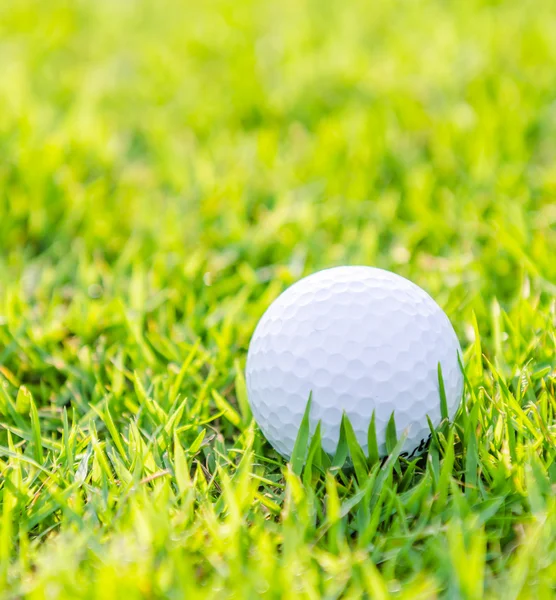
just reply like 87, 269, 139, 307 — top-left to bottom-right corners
0, 0, 555, 597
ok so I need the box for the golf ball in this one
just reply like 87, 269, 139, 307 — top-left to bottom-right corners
246, 266, 463, 459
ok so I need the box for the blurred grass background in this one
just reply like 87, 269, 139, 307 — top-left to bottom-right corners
0, 0, 555, 597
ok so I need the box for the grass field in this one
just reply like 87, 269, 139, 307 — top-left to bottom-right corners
1, 0, 555, 597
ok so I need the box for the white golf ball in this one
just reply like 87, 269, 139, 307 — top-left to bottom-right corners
246, 266, 463, 459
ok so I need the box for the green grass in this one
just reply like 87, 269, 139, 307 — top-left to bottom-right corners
0, 0, 555, 597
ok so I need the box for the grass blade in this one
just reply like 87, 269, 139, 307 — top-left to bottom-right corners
28, 391, 44, 465
367, 410, 379, 466
290, 393, 312, 476
438, 362, 449, 420
341, 413, 368, 485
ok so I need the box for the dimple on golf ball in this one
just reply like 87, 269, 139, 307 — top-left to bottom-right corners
246, 266, 463, 459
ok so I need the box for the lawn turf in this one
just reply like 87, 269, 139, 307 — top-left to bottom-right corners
0, 0, 555, 597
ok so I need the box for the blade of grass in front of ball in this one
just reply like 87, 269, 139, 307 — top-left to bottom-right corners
290, 392, 312, 476
367, 410, 379, 467
386, 413, 401, 475
331, 414, 349, 470
303, 420, 323, 487
341, 412, 368, 485
427, 415, 441, 452
438, 362, 449, 421
385, 413, 398, 456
